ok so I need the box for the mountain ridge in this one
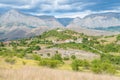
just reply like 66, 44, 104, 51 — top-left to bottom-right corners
68, 12, 120, 29
0, 9, 64, 40
0, 9, 120, 40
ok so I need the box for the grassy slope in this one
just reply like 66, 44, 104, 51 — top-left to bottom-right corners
0, 66, 120, 80
1, 29, 120, 80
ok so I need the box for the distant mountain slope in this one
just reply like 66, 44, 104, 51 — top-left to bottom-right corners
0, 10, 120, 40
0, 10, 64, 40
93, 26, 120, 32
68, 12, 120, 29
0, 10, 47, 28
67, 24, 119, 36
38, 15, 64, 28
57, 18, 73, 26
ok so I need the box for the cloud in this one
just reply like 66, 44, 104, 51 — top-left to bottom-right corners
55, 10, 93, 18
0, 0, 120, 18
55, 9, 120, 18
0, 0, 96, 11
0, 0, 40, 9
39, 0, 96, 13
112, 6, 120, 10
0, 3, 31, 9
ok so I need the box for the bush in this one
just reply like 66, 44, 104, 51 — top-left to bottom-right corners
91, 59, 116, 74
25, 46, 41, 53
33, 54, 41, 61
117, 34, 120, 41
71, 59, 90, 71
71, 55, 76, 60
5, 58, 16, 65
40, 59, 61, 68
34, 46, 41, 50
47, 53, 50, 57
91, 60, 102, 73
63, 57, 69, 60
22, 61, 26, 65
81, 60, 90, 69
71, 60, 80, 71
0, 42, 4, 47
17, 52, 26, 58
52, 53, 62, 61
101, 54, 120, 65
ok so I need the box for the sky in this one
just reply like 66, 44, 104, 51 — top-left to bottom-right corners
0, 0, 120, 18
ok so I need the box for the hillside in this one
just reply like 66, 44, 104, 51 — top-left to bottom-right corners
57, 18, 73, 26
1, 1, 120, 80
0, 10, 120, 41
68, 12, 120, 29
0, 10, 64, 40
0, 29, 120, 80
0, 66, 120, 80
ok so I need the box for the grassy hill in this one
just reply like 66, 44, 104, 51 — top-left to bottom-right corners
0, 28, 120, 80
1, 66, 120, 80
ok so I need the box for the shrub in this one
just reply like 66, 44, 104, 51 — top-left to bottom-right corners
71, 59, 90, 71
71, 55, 76, 60
101, 54, 120, 65
81, 60, 90, 69
0, 42, 4, 47
91, 59, 116, 74
25, 46, 41, 53
5, 58, 16, 65
33, 54, 41, 61
34, 46, 41, 50
17, 53, 26, 58
91, 60, 102, 73
47, 53, 50, 57
52, 53, 62, 61
40, 59, 61, 68
22, 61, 26, 65
117, 34, 120, 41
63, 57, 69, 60
71, 60, 80, 71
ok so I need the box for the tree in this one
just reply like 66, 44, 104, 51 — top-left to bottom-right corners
34, 46, 41, 50
117, 34, 120, 41
71, 55, 76, 60
82, 37, 88, 43
33, 54, 41, 61
47, 53, 51, 57
82, 60, 90, 69
71, 59, 79, 71
91, 59, 116, 74
0, 42, 4, 47
52, 53, 62, 61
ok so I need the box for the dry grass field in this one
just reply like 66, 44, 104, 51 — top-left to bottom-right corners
0, 66, 120, 80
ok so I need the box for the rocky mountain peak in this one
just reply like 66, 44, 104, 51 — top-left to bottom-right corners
3, 9, 23, 17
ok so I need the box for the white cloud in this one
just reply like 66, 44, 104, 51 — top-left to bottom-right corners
0, 0, 40, 9
55, 10, 93, 18
0, 3, 31, 9
0, 0, 96, 12
39, 0, 69, 12
55, 9, 120, 18
27, 10, 93, 18
0, 0, 120, 18
39, 0, 96, 14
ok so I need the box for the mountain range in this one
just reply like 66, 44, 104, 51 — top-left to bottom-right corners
0, 9, 120, 41
67, 12, 120, 32
0, 10, 64, 40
